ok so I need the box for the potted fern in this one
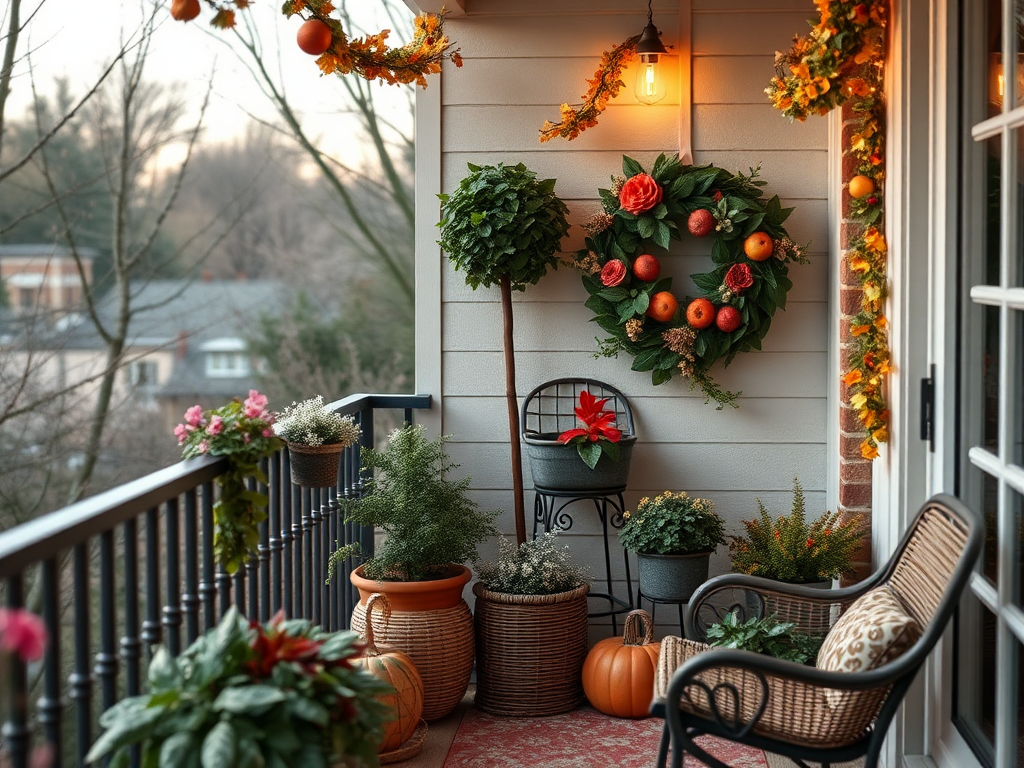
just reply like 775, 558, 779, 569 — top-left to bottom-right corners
728, 478, 867, 586
330, 425, 499, 721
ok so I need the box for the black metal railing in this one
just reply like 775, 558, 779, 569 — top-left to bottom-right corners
0, 393, 430, 768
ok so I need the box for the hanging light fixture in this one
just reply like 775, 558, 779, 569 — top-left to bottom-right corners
634, 0, 669, 105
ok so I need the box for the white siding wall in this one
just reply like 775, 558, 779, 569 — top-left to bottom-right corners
430, 0, 831, 637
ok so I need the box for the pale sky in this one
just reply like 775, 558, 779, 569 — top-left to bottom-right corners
5, 0, 415, 165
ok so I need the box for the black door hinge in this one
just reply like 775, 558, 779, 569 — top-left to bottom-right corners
920, 363, 935, 452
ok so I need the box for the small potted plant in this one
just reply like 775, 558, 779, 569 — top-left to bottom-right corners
175, 390, 283, 573
330, 424, 499, 720
728, 477, 868, 585
473, 532, 590, 717
275, 395, 362, 487
86, 608, 391, 768
706, 609, 824, 664
523, 389, 636, 491
619, 491, 726, 602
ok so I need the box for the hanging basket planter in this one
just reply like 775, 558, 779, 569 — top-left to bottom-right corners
523, 434, 636, 492
472, 581, 590, 717
286, 441, 345, 487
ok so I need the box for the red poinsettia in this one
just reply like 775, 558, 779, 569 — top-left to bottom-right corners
557, 390, 623, 469
246, 610, 347, 678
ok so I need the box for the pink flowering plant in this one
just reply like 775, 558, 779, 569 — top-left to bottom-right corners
175, 391, 284, 573
0, 608, 52, 768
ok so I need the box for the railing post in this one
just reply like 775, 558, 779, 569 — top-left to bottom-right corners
163, 499, 182, 657
122, 519, 141, 698
199, 481, 217, 631
268, 454, 282, 618
282, 450, 295, 619
142, 508, 162, 658
96, 530, 118, 710
183, 489, 201, 644
39, 558, 62, 767
3, 574, 30, 768
71, 544, 93, 767
302, 488, 313, 620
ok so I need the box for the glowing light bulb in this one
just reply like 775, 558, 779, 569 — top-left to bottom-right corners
634, 53, 666, 105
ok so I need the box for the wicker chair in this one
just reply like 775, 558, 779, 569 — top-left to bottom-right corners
650, 493, 982, 768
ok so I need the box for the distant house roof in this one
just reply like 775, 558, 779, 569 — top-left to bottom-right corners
12, 277, 292, 401
0, 244, 98, 260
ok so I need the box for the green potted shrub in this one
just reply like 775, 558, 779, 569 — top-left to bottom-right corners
438, 162, 570, 545
728, 477, 868, 585
86, 608, 391, 768
330, 424, 499, 721
276, 395, 362, 487
619, 491, 726, 602
473, 532, 591, 716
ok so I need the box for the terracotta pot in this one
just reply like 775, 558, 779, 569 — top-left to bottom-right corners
350, 564, 472, 611
349, 565, 474, 720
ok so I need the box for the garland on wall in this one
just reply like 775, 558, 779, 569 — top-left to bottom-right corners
172, 0, 461, 87
575, 154, 805, 409
767, 0, 890, 460
539, 35, 640, 143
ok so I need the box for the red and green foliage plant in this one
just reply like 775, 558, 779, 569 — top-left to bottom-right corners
729, 478, 867, 583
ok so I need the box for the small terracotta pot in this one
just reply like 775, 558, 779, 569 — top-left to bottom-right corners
350, 564, 472, 611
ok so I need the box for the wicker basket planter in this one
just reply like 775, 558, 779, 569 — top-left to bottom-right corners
523, 433, 636, 491
472, 581, 590, 717
286, 441, 345, 487
350, 565, 474, 721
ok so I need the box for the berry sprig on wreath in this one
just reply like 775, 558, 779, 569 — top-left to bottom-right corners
767, 0, 890, 459
575, 154, 806, 409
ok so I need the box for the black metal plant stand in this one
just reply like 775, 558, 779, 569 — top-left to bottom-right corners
532, 484, 633, 633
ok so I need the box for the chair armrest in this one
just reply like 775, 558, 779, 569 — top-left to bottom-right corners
684, 573, 883, 642
656, 642, 916, 742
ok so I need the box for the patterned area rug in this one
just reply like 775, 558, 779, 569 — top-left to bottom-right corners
441, 705, 768, 768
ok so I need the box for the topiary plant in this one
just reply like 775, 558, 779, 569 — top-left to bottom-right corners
330, 425, 499, 582
437, 162, 571, 545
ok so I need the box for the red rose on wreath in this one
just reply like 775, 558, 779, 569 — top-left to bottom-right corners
725, 263, 753, 293
619, 173, 663, 215
600, 260, 627, 287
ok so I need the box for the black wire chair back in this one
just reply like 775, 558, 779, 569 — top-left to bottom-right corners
520, 378, 635, 440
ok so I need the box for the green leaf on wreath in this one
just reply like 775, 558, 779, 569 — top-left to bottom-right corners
637, 217, 656, 239
633, 293, 651, 315
653, 222, 672, 250
652, 368, 673, 386
622, 155, 645, 177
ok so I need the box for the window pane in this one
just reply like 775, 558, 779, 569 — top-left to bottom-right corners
982, 304, 1002, 456
957, 594, 998, 763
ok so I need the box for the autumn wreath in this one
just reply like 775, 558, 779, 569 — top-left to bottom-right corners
576, 154, 805, 409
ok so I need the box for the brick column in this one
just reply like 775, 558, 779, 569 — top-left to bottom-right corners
838, 101, 873, 584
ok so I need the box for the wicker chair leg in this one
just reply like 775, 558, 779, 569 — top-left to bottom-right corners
655, 725, 670, 767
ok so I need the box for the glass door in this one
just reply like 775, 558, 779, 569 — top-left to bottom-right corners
954, 2, 1024, 767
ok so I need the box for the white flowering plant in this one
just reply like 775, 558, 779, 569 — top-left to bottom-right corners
476, 532, 590, 596
275, 396, 361, 447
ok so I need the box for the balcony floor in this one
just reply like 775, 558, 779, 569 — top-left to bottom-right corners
395, 687, 867, 768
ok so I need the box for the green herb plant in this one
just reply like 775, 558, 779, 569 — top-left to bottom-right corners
618, 491, 726, 555
476, 532, 590, 596
86, 608, 391, 768
729, 477, 867, 583
707, 609, 823, 664
329, 425, 499, 582
438, 161, 571, 546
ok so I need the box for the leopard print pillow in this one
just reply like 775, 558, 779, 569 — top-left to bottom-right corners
816, 586, 920, 708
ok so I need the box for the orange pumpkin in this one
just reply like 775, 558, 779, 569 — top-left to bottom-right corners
354, 593, 425, 752
582, 609, 661, 718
